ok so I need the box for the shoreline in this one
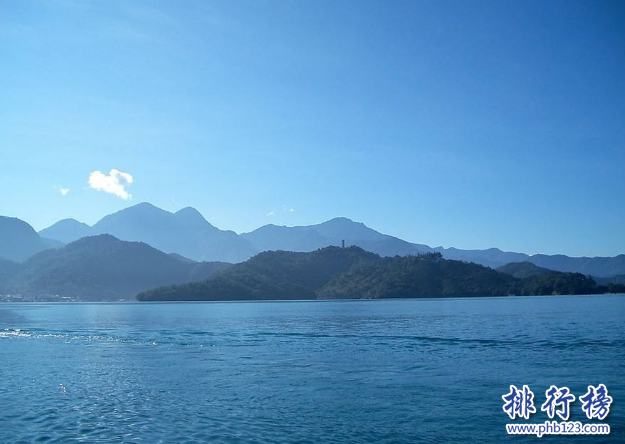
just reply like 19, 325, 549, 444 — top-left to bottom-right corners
1, 292, 623, 305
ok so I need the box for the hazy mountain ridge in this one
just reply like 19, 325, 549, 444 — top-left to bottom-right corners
434, 247, 530, 269
0, 235, 231, 301
240, 217, 430, 257
528, 254, 625, 278
0, 202, 622, 277
243, 220, 625, 277
0, 216, 54, 262
39, 203, 258, 263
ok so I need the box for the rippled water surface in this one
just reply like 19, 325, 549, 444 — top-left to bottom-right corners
1, 296, 624, 443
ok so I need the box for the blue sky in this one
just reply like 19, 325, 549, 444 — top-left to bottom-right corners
1, 0, 624, 257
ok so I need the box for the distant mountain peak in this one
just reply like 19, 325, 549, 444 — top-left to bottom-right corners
87, 203, 257, 262
67, 233, 120, 247
174, 207, 210, 225
324, 217, 356, 224
123, 202, 169, 214
0, 215, 35, 227
0, 216, 49, 262
134, 202, 159, 209
256, 223, 287, 230
59, 217, 88, 225
44, 218, 90, 229
319, 217, 370, 230
176, 206, 201, 214
39, 218, 92, 244
94, 203, 174, 228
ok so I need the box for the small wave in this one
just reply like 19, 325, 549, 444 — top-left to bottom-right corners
249, 331, 625, 350
0, 328, 32, 338
0, 328, 137, 344
0, 327, 214, 349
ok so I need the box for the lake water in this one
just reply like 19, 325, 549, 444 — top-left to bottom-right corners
0, 295, 623, 443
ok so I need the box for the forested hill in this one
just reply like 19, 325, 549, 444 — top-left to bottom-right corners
138, 246, 379, 301
496, 261, 551, 278
1, 235, 232, 301
137, 247, 617, 302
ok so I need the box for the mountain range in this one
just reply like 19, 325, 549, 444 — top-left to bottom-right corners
39, 203, 256, 263
1, 202, 624, 277
0, 234, 230, 301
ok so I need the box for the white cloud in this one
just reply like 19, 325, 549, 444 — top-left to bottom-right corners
266, 211, 275, 217
288, 208, 295, 213
54, 186, 70, 196
88, 169, 134, 199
